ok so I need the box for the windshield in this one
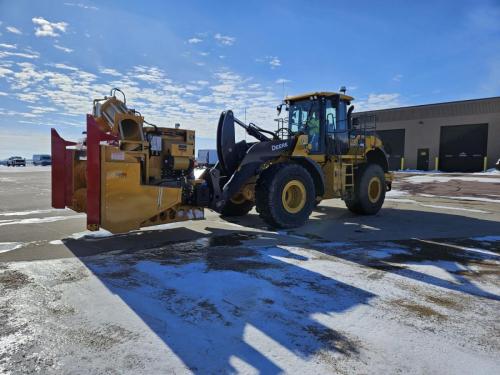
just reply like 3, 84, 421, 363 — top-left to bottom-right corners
288, 100, 320, 134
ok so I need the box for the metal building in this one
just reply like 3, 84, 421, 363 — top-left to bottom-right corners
355, 96, 500, 172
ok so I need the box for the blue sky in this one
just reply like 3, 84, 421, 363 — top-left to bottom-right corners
0, 0, 499, 158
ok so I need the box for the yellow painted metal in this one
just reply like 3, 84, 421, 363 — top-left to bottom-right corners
322, 159, 343, 199
483, 156, 488, 171
400, 157, 405, 170
170, 143, 194, 157
285, 91, 354, 102
99, 145, 202, 233
291, 134, 310, 157
435, 157, 439, 171
172, 157, 191, 170
281, 179, 306, 214
368, 176, 382, 203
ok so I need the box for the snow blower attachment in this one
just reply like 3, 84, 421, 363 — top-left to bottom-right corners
51, 88, 203, 233
52, 88, 392, 233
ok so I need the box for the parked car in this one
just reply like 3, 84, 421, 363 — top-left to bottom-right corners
6, 156, 26, 167
496, 158, 500, 171
33, 154, 52, 166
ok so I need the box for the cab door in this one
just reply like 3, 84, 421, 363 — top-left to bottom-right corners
324, 98, 349, 155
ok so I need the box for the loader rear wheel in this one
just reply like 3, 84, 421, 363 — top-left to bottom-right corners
256, 163, 315, 228
220, 198, 254, 217
345, 163, 386, 215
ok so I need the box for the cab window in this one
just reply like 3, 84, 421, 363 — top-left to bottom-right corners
325, 98, 346, 132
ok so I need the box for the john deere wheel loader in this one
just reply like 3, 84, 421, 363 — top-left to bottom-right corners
51, 88, 392, 233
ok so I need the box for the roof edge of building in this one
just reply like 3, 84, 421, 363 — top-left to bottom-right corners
354, 96, 500, 115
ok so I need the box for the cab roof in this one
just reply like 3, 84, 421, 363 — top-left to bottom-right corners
285, 91, 354, 102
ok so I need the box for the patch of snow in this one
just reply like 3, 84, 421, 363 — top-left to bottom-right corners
404, 175, 500, 184
386, 198, 419, 204
0, 166, 51, 173
386, 189, 409, 197
66, 229, 113, 239
471, 235, 500, 242
0, 214, 85, 227
343, 222, 381, 231
0, 242, 23, 253
0, 208, 59, 217
418, 204, 489, 214
418, 195, 500, 204
395, 169, 443, 174
370, 247, 412, 259
473, 168, 500, 175
49, 240, 64, 245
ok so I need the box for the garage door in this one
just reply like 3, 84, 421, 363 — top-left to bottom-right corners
376, 129, 405, 170
439, 124, 488, 172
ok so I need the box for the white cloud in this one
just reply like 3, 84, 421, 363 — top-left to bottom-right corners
54, 44, 73, 53
275, 78, 290, 84
188, 37, 203, 44
356, 93, 402, 111
32, 17, 68, 37
0, 43, 17, 49
100, 68, 121, 76
268, 57, 281, 68
50, 63, 79, 71
6, 26, 22, 35
0, 92, 8, 96
392, 74, 403, 82
214, 33, 235, 46
257, 56, 282, 69
63, 2, 99, 10
0, 67, 13, 78
0, 60, 281, 142
0, 50, 40, 59
199, 51, 209, 56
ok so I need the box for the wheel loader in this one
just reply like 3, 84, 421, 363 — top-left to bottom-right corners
51, 88, 392, 233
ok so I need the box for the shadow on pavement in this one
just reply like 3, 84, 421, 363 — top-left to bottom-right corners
65, 228, 375, 373
58, 207, 499, 372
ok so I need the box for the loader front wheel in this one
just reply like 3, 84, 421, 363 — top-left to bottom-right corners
345, 163, 386, 215
220, 198, 254, 217
256, 163, 315, 228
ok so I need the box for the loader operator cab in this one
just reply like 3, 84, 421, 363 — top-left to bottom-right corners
284, 92, 353, 155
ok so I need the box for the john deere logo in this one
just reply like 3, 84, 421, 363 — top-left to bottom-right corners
272, 142, 288, 151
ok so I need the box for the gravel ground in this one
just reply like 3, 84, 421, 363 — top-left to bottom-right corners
0, 168, 499, 374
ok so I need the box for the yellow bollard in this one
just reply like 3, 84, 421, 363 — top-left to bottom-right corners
483, 156, 488, 172
400, 157, 404, 170
435, 157, 439, 171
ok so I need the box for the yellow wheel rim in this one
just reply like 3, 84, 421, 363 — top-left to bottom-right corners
368, 176, 382, 203
282, 180, 306, 214
230, 193, 246, 204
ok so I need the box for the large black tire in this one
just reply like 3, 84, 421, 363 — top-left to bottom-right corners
255, 163, 315, 228
220, 199, 254, 217
345, 163, 386, 215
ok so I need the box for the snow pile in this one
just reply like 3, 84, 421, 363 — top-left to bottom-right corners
66, 229, 114, 240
